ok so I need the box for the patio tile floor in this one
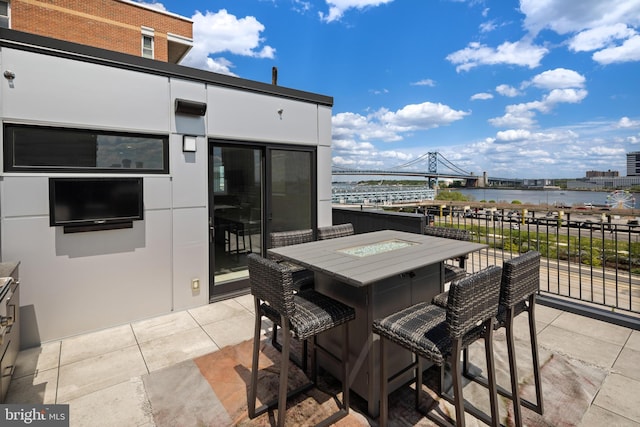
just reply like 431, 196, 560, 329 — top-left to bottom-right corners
5, 295, 640, 426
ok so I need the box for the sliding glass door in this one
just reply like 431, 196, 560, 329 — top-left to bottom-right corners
268, 149, 314, 232
209, 142, 315, 300
209, 144, 263, 297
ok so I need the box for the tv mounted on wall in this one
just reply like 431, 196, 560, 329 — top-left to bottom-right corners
49, 177, 144, 232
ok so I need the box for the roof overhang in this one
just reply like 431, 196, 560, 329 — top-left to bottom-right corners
167, 32, 193, 64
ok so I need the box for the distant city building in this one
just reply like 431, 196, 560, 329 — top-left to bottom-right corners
627, 152, 640, 176
567, 176, 640, 190
586, 170, 619, 178
522, 178, 555, 188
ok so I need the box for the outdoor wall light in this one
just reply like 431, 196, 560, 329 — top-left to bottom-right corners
183, 135, 197, 152
3, 70, 15, 80
175, 98, 207, 116
277, 108, 283, 119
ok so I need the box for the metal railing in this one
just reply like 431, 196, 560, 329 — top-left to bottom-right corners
435, 210, 640, 316
333, 206, 640, 325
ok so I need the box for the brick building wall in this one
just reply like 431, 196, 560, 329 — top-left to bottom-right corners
9, 0, 192, 62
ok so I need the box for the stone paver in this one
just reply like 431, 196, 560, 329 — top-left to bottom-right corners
593, 373, 640, 423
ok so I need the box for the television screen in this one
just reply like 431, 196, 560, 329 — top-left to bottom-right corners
49, 177, 144, 227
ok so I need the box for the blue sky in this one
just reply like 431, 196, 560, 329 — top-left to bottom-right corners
135, 0, 640, 179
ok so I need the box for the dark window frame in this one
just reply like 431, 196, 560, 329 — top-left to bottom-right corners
3, 124, 169, 174
0, 1, 8, 29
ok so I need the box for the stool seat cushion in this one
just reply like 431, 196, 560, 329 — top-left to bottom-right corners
262, 289, 355, 341
373, 302, 484, 365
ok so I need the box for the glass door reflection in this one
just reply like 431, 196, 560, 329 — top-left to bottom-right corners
211, 145, 262, 290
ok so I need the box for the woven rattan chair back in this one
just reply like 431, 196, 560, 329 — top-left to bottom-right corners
424, 226, 471, 241
500, 250, 541, 309
269, 229, 314, 248
446, 265, 502, 338
317, 223, 354, 240
424, 226, 472, 276
247, 253, 295, 319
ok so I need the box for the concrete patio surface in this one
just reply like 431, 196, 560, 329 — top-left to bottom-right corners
5, 293, 640, 426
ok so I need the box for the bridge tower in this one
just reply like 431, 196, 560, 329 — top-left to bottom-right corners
428, 152, 437, 188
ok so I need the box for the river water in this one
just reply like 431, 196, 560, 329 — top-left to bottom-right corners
453, 188, 638, 208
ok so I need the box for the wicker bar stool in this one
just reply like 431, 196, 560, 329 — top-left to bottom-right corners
317, 223, 354, 240
269, 229, 315, 290
373, 265, 502, 427
247, 253, 355, 427
432, 251, 543, 427
424, 226, 471, 283
268, 229, 315, 369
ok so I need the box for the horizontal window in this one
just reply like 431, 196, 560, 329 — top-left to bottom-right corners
3, 124, 169, 173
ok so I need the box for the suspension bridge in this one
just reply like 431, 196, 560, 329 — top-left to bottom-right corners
332, 152, 521, 187
332, 152, 485, 187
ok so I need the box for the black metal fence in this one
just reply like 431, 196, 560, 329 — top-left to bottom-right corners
334, 207, 640, 317
432, 209, 640, 316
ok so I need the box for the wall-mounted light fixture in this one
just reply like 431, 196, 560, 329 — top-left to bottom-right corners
183, 135, 197, 152
3, 70, 15, 80
175, 99, 207, 116
277, 108, 283, 119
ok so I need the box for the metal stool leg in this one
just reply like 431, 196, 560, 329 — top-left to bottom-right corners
278, 316, 291, 427
342, 322, 350, 412
379, 336, 388, 427
528, 295, 544, 414
484, 321, 500, 427
505, 308, 523, 426
415, 357, 423, 411
248, 297, 262, 418
451, 338, 466, 427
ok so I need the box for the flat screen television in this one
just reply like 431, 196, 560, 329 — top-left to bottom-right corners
49, 177, 144, 231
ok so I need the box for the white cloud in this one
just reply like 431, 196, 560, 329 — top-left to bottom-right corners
332, 139, 375, 151
132, 1, 168, 12
488, 105, 538, 128
489, 87, 588, 129
411, 79, 436, 87
520, 0, 640, 65
292, 0, 313, 13
530, 68, 586, 90
471, 92, 493, 101
332, 102, 469, 144
543, 88, 588, 105
495, 129, 532, 142
440, 116, 637, 178
377, 102, 470, 131
520, 0, 640, 36
202, 57, 236, 75
495, 84, 521, 97
331, 140, 412, 169
618, 116, 640, 128
319, 0, 394, 23
446, 40, 548, 72
593, 34, 640, 64
479, 20, 497, 33
182, 9, 275, 75
379, 150, 414, 161
569, 23, 637, 52
489, 69, 588, 129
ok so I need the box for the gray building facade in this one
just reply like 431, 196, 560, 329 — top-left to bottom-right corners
0, 29, 334, 344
